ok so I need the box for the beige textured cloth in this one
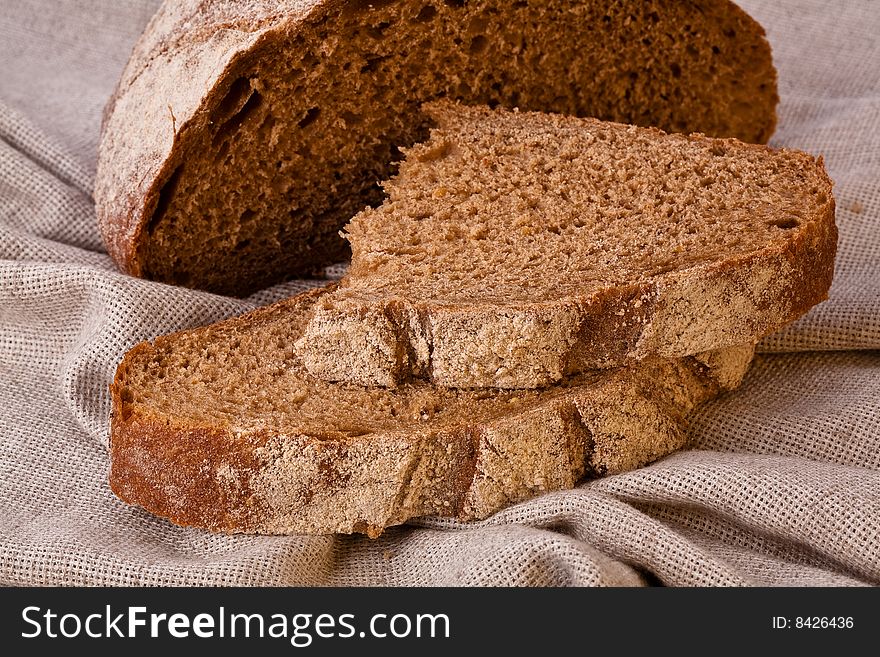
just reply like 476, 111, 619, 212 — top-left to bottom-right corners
1, 0, 878, 587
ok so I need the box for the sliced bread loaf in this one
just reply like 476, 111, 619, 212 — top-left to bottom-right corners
95, 0, 778, 296
296, 102, 836, 389
109, 286, 754, 537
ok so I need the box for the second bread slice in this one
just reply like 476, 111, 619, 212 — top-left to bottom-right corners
297, 102, 836, 388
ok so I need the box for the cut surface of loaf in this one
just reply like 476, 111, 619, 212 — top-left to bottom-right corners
109, 287, 754, 537
95, 0, 778, 296
296, 102, 837, 389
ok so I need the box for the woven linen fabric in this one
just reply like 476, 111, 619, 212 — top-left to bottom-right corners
1, 0, 878, 587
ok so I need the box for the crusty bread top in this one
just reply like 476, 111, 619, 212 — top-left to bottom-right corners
295, 102, 836, 388
95, 0, 778, 295
109, 286, 754, 536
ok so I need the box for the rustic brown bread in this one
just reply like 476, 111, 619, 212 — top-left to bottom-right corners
109, 286, 754, 537
95, 0, 778, 296
296, 102, 837, 389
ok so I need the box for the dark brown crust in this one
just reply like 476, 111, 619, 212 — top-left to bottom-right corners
109, 344, 267, 532
95, 0, 777, 292
109, 416, 267, 533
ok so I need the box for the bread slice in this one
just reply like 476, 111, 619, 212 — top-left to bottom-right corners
95, 0, 778, 296
109, 286, 754, 537
295, 102, 836, 389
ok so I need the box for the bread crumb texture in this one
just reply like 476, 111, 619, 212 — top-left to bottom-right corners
296, 102, 836, 388
109, 287, 754, 536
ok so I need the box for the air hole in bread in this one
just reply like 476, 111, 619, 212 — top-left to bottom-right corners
469, 35, 488, 53
444, 0, 466, 8
214, 76, 253, 123
298, 107, 321, 129
415, 5, 437, 22
148, 165, 183, 235
213, 90, 263, 146
366, 21, 394, 39
769, 217, 800, 229
360, 54, 390, 73
258, 113, 276, 139
300, 51, 318, 68
670, 63, 682, 78
341, 111, 363, 126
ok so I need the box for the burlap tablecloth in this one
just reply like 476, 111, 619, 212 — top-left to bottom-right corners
1, 0, 878, 587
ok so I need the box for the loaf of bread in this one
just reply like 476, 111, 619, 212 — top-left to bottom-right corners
295, 102, 836, 389
95, 0, 778, 296
109, 286, 754, 537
